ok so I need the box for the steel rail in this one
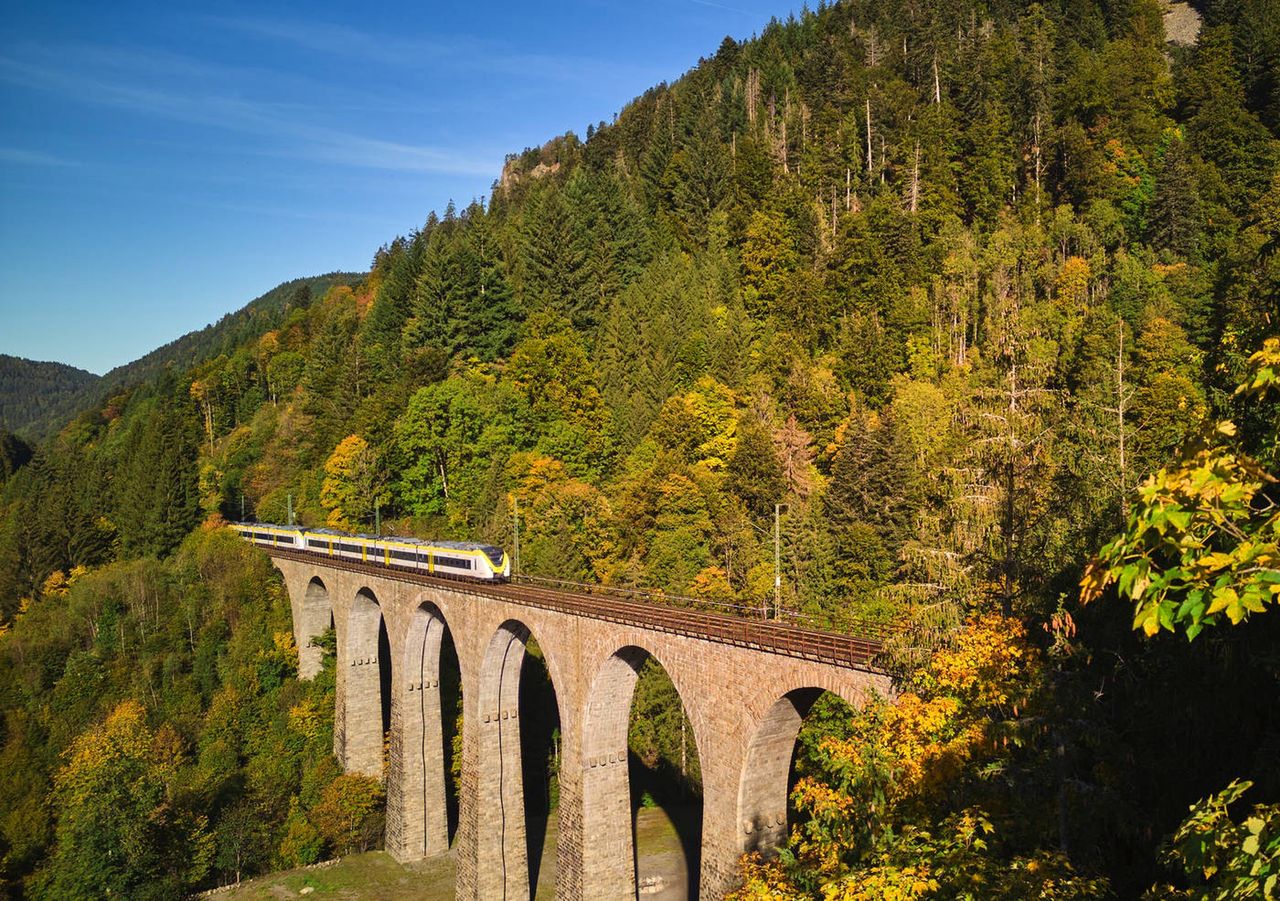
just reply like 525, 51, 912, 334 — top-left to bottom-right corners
264, 546, 887, 673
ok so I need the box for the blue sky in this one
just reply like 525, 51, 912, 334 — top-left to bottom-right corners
0, 0, 798, 374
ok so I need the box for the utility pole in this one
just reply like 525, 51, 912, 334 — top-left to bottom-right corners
240, 493, 245, 522
375, 502, 380, 536
287, 494, 293, 527
774, 502, 786, 620
512, 495, 521, 577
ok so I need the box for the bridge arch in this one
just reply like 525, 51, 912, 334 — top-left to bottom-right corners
396, 600, 461, 858
474, 618, 566, 900
580, 645, 705, 900
736, 685, 865, 859
298, 576, 333, 679
343, 587, 390, 777
736, 688, 823, 856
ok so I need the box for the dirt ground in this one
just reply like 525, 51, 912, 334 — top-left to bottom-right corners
213, 804, 700, 900
211, 851, 457, 901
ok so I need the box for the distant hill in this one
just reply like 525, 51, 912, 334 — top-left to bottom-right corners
0, 355, 101, 438
9, 272, 362, 441
94, 273, 362, 396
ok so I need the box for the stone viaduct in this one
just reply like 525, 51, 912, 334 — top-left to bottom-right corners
266, 547, 893, 900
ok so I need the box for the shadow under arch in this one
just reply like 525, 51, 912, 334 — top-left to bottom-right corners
345, 587, 391, 777
475, 619, 565, 900
737, 687, 854, 858
580, 646, 703, 901
400, 600, 463, 858
299, 576, 333, 679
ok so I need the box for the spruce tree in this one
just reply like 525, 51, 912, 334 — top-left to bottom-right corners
1150, 130, 1203, 260
726, 415, 785, 517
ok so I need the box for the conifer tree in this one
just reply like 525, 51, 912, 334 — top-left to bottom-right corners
727, 415, 785, 517
1149, 129, 1202, 260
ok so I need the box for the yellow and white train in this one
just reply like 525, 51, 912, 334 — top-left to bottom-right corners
232, 522, 511, 581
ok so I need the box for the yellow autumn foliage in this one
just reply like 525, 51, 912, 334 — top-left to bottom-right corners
41, 570, 69, 599
321, 434, 387, 530
920, 613, 1031, 709
736, 614, 1047, 900
288, 697, 325, 743
1055, 256, 1091, 309
56, 701, 152, 804
823, 866, 938, 901
274, 630, 299, 669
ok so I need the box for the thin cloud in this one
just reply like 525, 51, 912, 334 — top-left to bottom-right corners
178, 196, 402, 227
0, 50, 500, 178
202, 14, 667, 88
687, 0, 758, 14
0, 147, 77, 167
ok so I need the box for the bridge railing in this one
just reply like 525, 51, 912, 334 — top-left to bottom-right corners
498, 577, 888, 670
512, 572, 901, 643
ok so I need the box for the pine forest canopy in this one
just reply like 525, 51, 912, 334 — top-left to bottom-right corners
1, 0, 1279, 897
0, 356, 100, 440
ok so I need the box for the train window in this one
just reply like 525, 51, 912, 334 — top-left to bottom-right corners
435, 555, 472, 570
391, 550, 417, 562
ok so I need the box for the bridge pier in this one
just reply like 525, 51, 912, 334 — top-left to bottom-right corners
339, 589, 387, 776
267, 551, 892, 900
580, 647, 647, 899
386, 604, 453, 862
294, 577, 332, 679
471, 622, 534, 900
737, 689, 824, 858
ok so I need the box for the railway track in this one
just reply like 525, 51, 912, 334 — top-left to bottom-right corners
265, 546, 888, 672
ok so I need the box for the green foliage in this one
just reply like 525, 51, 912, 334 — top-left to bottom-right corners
628, 659, 700, 794
742, 208, 798, 317
1153, 780, 1280, 901
0, 528, 348, 894
727, 415, 785, 517
32, 700, 214, 900
0, 430, 32, 484
1082, 339, 1280, 638
392, 376, 528, 520
112, 381, 202, 557
277, 801, 324, 869
310, 774, 385, 856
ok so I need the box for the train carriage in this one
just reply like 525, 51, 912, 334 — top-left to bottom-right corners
231, 522, 510, 581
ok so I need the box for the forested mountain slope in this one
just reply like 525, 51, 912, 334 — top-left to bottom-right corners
2, 274, 361, 444
92, 273, 362, 400
1, 0, 1279, 896
0, 356, 100, 439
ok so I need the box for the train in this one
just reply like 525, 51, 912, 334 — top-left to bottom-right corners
231, 522, 511, 581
